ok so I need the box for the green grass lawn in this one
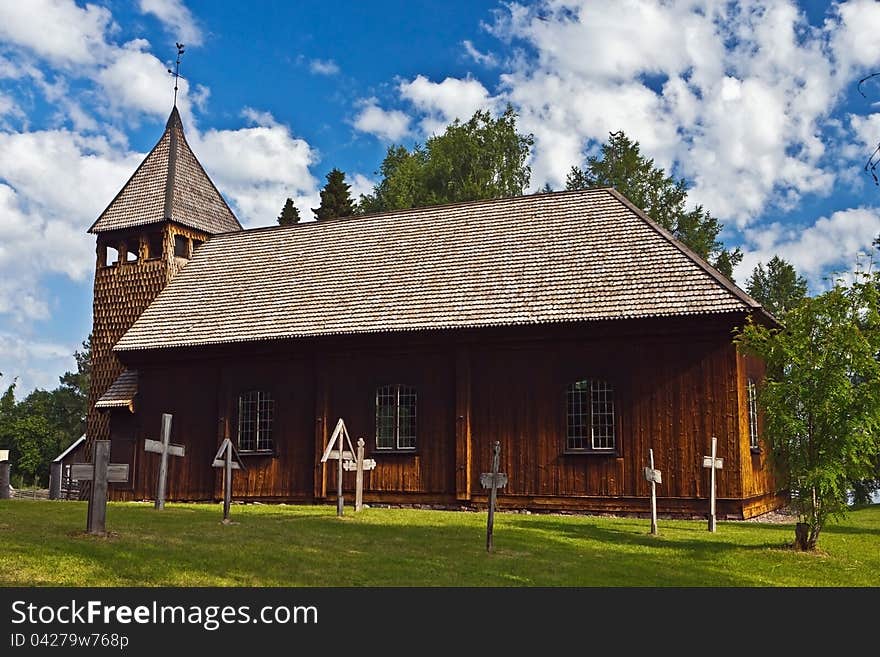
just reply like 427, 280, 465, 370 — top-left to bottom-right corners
0, 500, 877, 586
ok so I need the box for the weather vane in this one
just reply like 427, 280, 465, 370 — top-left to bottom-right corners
167, 43, 185, 107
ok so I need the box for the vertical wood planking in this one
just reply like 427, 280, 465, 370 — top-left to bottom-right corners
455, 346, 472, 500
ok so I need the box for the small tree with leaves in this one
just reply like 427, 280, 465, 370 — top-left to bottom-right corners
735, 274, 880, 550
313, 169, 355, 220
277, 198, 301, 226
746, 256, 808, 319
566, 131, 742, 281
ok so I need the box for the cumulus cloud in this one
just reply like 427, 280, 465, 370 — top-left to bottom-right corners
0, 0, 115, 66
736, 207, 880, 289
0, 332, 77, 398
309, 59, 340, 76
399, 75, 495, 136
352, 98, 412, 141
138, 0, 203, 46
190, 111, 320, 227
480, 0, 876, 226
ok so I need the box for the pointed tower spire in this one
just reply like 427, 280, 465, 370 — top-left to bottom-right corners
88, 108, 241, 235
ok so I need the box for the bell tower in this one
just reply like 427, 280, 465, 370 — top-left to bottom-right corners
87, 107, 241, 444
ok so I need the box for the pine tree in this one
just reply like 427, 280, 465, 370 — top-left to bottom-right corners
277, 198, 301, 226
312, 169, 355, 221
566, 131, 742, 281
746, 256, 808, 319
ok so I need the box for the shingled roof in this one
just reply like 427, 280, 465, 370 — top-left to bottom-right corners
94, 369, 138, 411
114, 188, 765, 352
88, 107, 241, 235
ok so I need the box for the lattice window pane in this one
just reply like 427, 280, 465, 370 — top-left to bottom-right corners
376, 385, 396, 449
590, 380, 615, 450
747, 379, 759, 449
376, 384, 417, 450
566, 380, 590, 450
238, 390, 258, 451
257, 392, 274, 451
397, 386, 417, 450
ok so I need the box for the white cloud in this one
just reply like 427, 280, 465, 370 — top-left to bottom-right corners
97, 40, 181, 119
399, 75, 495, 136
0, 0, 114, 66
309, 59, 340, 76
191, 111, 320, 227
736, 207, 880, 289
352, 98, 412, 142
348, 172, 377, 203
0, 332, 77, 399
462, 40, 497, 68
486, 0, 874, 225
138, 0, 203, 46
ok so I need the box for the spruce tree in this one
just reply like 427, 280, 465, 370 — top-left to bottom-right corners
566, 131, 742, 281
746, 256, 808, 319
277, 198, 301, 226
312, 169, 355, 220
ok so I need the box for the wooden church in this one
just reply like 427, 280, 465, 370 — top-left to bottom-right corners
87, 107, 783, 519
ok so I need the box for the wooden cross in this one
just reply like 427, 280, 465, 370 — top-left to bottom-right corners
702, 436, 724, 532
212, 438, 246, 523
479, 441, 508, 553
320, 418, 357, 517
643, 448, 662, 535
144, 413, 185, 510
342, 438, 377, 512
70, 440, 129, 535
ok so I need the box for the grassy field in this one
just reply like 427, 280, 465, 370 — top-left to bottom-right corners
0, 500, 877, 586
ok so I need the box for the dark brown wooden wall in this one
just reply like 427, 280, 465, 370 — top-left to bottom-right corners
736, 351, 776, 501
111, 316, 778, 514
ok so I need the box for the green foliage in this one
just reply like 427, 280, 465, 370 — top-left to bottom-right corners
735, 275, 880, 549
360, 105, 534, 212
746, 256, 808, 319
0, 336, 90, 486
566, 131, 742, 281
277, 198, 301, 226
313, 169, 355, 220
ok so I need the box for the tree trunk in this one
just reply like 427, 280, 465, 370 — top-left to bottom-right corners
794, 522, 811, 551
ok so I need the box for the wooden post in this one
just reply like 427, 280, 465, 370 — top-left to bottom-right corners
336, 433, 344, 517
649, 449, 658, 535
49, 462, 61, 500
224, 440, 232, 523
487, 441, 501, 552
355, 438, 365, 512
155, 413, 172, 510
701, 436, 723, 532
87, 440, 111, 535
709, 436, 717, 532
0, 461, 10, 500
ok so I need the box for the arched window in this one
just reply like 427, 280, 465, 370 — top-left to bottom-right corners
747, 378, 759, 450
376, 384, 416, 450
566, 379, 615, 452
237, 390, 274, 452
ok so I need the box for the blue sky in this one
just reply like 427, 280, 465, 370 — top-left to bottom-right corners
2, 0, 880, 397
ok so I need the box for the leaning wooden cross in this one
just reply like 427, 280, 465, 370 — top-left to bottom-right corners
342, 438, 377, 512
644, 448, 662, 535
144, 413, 185, 510
70, 440, 129, 535
212, 438, 246, 524
321, 418, 358, 517
480, 441, 508, 553
702, 436, 723, 532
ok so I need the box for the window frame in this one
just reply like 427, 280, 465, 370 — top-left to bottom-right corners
375, 383, 417, 452
236, 389, 275, 455
747, 378, 760, 452
564, 378, 617, 455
